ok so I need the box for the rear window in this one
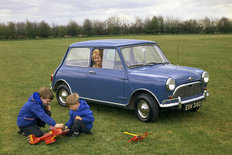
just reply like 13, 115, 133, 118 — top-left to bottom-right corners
65, 48, 90, 67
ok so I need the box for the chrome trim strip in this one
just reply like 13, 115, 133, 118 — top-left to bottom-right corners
80, 97, 127, 106
54, 79, 73, 94
160, 94, 205, 108
172, 81, 202, 96
84, 88, 162, 107
130, 88, 161, 105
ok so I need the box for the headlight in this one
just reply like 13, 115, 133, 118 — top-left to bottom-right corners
166, 78, 175, 91
202, 71, 209, 83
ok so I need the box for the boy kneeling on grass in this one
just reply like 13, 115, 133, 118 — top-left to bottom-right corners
65, 93, 94, 137
17, 87, 64, 137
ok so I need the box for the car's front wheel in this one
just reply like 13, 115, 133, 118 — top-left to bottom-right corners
135, 93, 159, 122
56, 84, 71, 106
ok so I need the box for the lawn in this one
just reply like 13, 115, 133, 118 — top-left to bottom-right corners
0, 34, 231, 155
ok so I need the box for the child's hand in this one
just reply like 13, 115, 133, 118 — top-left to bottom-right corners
65, 126, 69, 130
55, 123, 64, 129
75, 116, 82, 120
46, 105, 51, 111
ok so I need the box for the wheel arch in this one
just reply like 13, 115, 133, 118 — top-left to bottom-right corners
127, 89, 160, 110
53, 79, 73, 93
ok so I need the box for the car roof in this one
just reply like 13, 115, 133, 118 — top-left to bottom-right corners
69, 39, 157, 48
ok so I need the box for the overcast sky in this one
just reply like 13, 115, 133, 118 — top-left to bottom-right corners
0, 0, 231, 25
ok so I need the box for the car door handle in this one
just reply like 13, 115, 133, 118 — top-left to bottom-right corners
89, 71, 96, 74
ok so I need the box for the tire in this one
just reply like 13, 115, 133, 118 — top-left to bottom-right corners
135, 93, 159, 122
56, 84, 71, 106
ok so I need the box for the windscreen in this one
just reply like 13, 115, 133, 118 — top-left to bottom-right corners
121, 45, 169, 68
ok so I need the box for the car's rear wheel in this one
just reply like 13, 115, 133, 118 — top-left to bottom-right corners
135, 93, 159, 122
56, 84, 71, 106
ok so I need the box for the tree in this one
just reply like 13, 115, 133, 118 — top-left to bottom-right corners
66, 21, 80, 36
217, 17, 232, 33
92, 20, 107, 35
82, 19, 92, 36
15, 22, 26, 38
106, 16, 121, 34
58, 26, 67, 37
143, 16, 164, 34
0, 24, 8, 39
7, 22, 16, 38
157, 16, 164, 33
25, 21, 37, 38
131, 17, 143, 34
164, 17, 181, 33
37, 21, 51, 37
201, 17, 216, 33
181, 19, 202, 33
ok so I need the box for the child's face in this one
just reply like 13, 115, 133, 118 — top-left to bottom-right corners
41, 97, 51, 106
93, 55, 102, 65
69, 103, 79, 111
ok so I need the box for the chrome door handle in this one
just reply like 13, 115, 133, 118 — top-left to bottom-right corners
89, 71, 96, 74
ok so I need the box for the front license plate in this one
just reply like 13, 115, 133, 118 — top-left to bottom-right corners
184, 101, 201, 111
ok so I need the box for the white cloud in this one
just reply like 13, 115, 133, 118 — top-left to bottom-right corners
0, 0, 231, 25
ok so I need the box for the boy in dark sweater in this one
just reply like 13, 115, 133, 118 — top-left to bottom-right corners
65, 93, 94, 136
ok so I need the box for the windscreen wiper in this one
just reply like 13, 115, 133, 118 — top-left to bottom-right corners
145, 61, 170, 66
129, 64, 145, 68
144, 62, 158, 66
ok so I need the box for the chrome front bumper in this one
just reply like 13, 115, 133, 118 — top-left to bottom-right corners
160, 90, 209, 108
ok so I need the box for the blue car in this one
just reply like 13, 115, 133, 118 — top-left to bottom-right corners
51, 39, 209, 122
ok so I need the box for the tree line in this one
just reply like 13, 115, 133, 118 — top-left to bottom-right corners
0, 16, 232, 39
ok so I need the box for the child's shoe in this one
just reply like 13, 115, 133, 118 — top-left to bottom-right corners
72, 132, 80, 137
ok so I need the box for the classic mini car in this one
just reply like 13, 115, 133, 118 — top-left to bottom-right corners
50, 39, 209, 122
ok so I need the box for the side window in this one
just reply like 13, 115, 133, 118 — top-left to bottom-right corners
91, 48, 123, 70
65, 48, 90, 67
102, 49, 123, 70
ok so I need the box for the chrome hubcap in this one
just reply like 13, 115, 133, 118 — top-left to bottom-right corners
59, 89, 68, 104
137, 100, 150, 118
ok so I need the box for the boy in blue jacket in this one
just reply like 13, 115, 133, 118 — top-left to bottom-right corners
65, 93, 94, 137
17, 87, 64, 137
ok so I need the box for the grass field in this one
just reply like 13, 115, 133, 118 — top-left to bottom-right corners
0, 34, 231, 155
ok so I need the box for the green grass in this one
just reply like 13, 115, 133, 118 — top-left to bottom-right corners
0, 34, 231, 154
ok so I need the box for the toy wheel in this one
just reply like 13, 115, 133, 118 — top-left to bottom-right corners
135, 93, 159, 122
56, 84, 71, 106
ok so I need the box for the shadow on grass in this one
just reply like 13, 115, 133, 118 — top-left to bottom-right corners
88, 102, 204, 123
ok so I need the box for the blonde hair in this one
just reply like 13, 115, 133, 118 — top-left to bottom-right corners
39, 87, 54, 100
92, 49, 103, 60
66, 93, 80, 107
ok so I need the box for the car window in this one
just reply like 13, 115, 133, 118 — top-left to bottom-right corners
133, 46, 162, 63
102, 49, 123, 70
65, 48, 90, 67
121, 45, 169, 67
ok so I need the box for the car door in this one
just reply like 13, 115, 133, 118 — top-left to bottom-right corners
62, 47, 90, 97
86, 48, 126, 105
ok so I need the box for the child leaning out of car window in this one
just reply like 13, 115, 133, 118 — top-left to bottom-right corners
92, 49, 103, 68
65, 93, 94, 137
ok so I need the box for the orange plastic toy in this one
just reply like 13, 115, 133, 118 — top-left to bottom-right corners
124, 131, 152, 142
27, 127, 68, 144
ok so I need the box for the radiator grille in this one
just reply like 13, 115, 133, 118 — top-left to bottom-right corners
173, 83, 203, 99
